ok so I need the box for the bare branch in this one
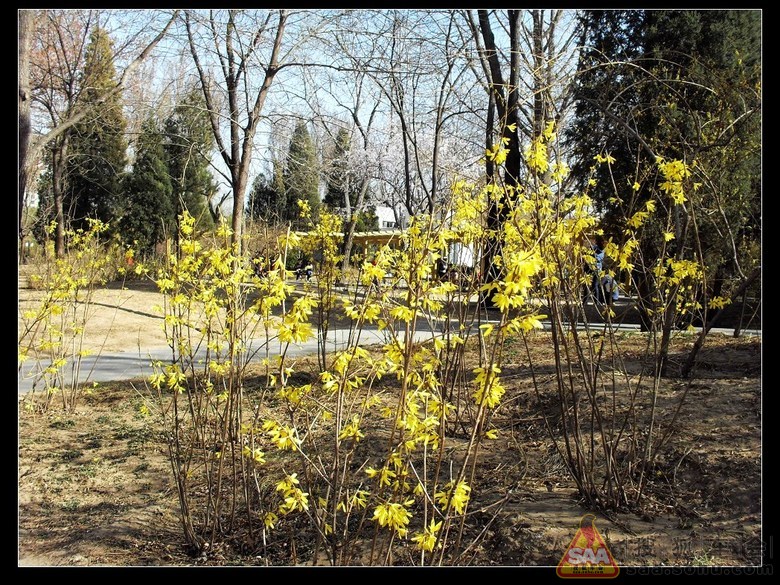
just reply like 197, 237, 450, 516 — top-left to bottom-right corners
27, 10, 180, 165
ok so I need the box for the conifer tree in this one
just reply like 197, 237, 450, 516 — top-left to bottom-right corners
283, 121, 321, 225
64, 26, 128, 236
164, 86, 217, 230
248, 164, 287, 227
121, 115, 174, 253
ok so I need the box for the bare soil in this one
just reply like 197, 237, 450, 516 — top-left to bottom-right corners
17, 278, 763, 569
18, 278, 171, 355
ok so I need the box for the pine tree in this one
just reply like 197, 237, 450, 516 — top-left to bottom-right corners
649, 10, 759, 285
64, 26, 128, 236
121, 114, 175, 254
283, 122, 321, 225
567, 10, 647, 217
248, 166, 286, 226
354, 204, 378, 232
569, 10, 760, 268
164, 86, 217, 230
323, 127, 354, 209
568, 9, 761, 344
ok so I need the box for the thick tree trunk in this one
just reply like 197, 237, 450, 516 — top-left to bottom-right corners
476, 10, 522, 308
18, 10, 34, 256
187, 10, 286, 255
231, 160, 246, 252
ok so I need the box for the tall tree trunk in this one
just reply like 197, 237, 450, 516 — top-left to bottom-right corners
52, 136, 69, 258
186, 9, 287, 254
532, 10, 546, 138
476, 10, 522, 305
18, 10, 34, 258
340, 177, 371, 276
484, 91, 495, 180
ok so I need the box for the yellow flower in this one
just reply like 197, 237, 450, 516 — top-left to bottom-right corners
266, 423, 301, 451
708, 296, 731, 310
412, 519, 443, 552
242, 445, 266, 464
435, 481, 471, 515
372, 501, 413, 537
338, 415, 365, 442
525, 138, 549, 173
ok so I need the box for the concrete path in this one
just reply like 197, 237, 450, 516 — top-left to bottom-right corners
17, 327, 436, 395
17, 303, 759, 396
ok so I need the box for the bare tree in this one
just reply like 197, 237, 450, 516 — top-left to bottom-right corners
27, 10, 94, 257
464, 9, 580, 288
184, 9, 288, 251
311, 14, 383, 272
370, 10, 482, 218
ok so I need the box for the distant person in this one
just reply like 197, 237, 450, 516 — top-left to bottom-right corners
295, 258, 307, 280
584, 235, 606, 303
599, 274, 620, 305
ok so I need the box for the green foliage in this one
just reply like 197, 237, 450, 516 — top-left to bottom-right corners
568, 10, 647, 215
354, 204, 379, 232
248, 169, 286, 226
283, 122, 321, 226
569, 9, 760, 318
163, 86, 217, 230
121, 115, 175, 254
64, 27, 128, 237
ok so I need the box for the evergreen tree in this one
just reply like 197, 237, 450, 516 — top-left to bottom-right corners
164, 86, 217, 230
651, 11, 759, 289
248, 167, 286, 226
64, 26, 128, 236
323, 127, 354, 209
568, 9, 760, 299
283, 122, 321, 225
121, 115, 174, 254
567, 9, 648, 217
354, 204, 378, 232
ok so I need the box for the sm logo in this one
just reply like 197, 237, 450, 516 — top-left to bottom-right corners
556, 514, 619, 579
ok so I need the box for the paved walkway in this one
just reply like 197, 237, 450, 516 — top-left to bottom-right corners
17, 290, 760, 396
17, 327, 436, 395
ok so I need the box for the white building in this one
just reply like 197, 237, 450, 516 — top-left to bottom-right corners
375, 205, 398, 231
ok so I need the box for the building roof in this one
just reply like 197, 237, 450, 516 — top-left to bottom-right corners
293, 229, 405, 247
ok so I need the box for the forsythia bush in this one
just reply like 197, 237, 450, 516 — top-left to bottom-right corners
138, 127, 708, 564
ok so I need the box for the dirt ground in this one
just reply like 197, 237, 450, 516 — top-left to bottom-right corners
18, 278, 172, 355
17, 277, 764, 569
